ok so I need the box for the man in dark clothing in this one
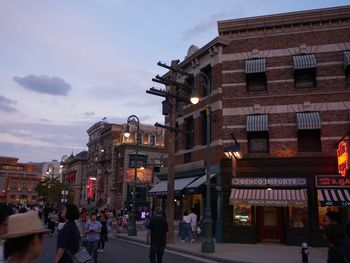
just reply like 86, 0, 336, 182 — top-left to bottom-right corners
146, 207, 168, 263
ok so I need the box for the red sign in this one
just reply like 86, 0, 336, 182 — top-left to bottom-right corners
315, 175, 350, 188
337, 140, 349, 177
88, 177, 94, 198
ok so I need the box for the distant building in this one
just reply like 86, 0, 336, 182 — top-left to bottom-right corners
86, 120, 165, 211
0, 156, 41, 204
61, 151, 88, 206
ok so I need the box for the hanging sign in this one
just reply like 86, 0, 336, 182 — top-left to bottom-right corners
337, 139, 349, 177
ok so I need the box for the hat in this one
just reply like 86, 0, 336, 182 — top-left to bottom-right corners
0, 211, 50, 239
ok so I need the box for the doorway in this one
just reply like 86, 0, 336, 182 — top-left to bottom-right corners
257, 206, 284, 242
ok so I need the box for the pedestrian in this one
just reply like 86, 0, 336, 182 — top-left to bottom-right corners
122, 212, 129, 233
188, 208, 198, 240
98, 211, 108, 253
181, 211, 194, 243
0, 204, 13, 263
85, 213, 101, 263
81, 208, 87, 233
57, 207, 65, 232
44, 205, 51, 226
53, 204, 81, 263
324, 211, 342, 225
1, 211, 49, 263
323, 224, 350, 263
48, 209, 58, 236
146, 207, 168, 263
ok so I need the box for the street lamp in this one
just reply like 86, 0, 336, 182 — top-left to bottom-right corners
190, 72, 215, 253
124, 114, 140, 236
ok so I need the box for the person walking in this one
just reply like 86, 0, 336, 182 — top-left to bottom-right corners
188, 208, 198, 240
97, 211, 108, 253
146, 207, 168, 263
1, 211, 49, 263
53, 204, 80, 263
48, 209, 58, 236
180, 211, 194, 243
323, 224, 350, 263
85, 213, 101, 263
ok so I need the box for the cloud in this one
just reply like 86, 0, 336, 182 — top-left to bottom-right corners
84, 112, 95, 117
181, 11, 244, 41
13, 74, 71, 96
0, 95, 17, 112
39, 118, 51, 123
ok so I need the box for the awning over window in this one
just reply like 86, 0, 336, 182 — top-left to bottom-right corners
185, 174, 216, 190
246, 114, 268, 132
293, 54, 316, 70
344, 51, 350, 69
245, 58, 266, 74
317, 189, 350, 207
230, 188, 308, 207
296, 112, 321, 130
149, 177, 198, 196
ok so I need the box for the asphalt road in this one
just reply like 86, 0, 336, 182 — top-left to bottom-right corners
33, 233, 216, 263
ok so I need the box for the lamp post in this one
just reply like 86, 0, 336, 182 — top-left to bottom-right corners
190, 72, 215, 253
124, 114, 140, 236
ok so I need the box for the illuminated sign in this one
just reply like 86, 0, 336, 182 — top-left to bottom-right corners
337, 140, 349, 177
87, 177, 94, 198
315, 175, 350, 188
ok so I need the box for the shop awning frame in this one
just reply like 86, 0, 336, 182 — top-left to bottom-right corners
293, 54, 316, 70
185, 173, 216, 190
149, 176, 198, 196
296, 112, 321, 130
245, 58, 266, 74
230, 188, 308, 207
344, 51, 350, 69
246, 114, 268, 132
317, 189, 350, 207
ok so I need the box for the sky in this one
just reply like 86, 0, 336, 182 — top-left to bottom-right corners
0, 0, 349, 163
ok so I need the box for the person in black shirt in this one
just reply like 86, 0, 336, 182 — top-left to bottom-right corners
146, 207, 168, 263
53, 204, 80, 263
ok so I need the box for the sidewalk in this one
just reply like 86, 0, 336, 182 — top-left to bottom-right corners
113, 222, 328, 263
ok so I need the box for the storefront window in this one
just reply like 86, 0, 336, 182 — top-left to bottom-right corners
289, 207, 308, 228
233, 205, 252, 226
318, 205, 339, 229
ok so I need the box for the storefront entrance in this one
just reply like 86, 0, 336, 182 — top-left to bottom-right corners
257, 207, 284, 242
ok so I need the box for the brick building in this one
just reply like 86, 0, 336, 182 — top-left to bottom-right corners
152, 6, 350, 246
0, 156, 41, 204
87, 120, 164, 211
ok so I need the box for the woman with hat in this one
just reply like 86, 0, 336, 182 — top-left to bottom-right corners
1, 210, 49, 263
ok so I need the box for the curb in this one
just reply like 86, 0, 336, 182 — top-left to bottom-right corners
113, 234, 252, 263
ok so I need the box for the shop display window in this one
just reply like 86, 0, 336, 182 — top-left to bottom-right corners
233, 205, 252, 226
289, 207, 308, 228
318, 205, 339, 229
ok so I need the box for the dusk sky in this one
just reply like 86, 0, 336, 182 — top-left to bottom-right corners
1, 0, 349, 163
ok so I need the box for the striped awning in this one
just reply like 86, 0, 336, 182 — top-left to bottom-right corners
293, 54, 316, 70
296, 112, 321, 130
246, 114, 268, 132
344, 51, 350, 69
245, 58, 266, 74
230, 188, 308, 207
317, 189, 350, 207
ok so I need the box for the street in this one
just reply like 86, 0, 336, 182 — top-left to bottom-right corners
33, 233, 216, 263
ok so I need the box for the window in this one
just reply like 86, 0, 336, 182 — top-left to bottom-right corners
289, 207, 308, 228
184, 75, 194, 105
201, 110, 212, 145
129, 154, 147, 168
201, 64, 212, 96
298, 130, 321, 152
233, 205, 252, 226
184, 152, 192, 163
149, 135, 156, 146
294, 69, 316, 88
318, 206, 339, 229
248, 132, 269, 153
246, 73, 266, 91
11, 182, 17, 191
346, 67, 350, 85
184, 116, 194, 150
135, 133, 143, 145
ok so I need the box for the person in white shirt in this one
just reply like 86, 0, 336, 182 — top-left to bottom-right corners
188, 208, 198, 239
181, 211, 194, 243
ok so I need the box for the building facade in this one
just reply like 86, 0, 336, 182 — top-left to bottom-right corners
0, 156, 41, 204
61, 151, 88, 206
86, 120, 164, 212
153, 6, 350, 246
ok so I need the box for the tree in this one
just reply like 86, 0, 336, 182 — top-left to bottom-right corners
36, 177, 64, 205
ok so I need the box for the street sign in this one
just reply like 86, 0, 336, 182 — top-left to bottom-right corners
337, 139, 349, 177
